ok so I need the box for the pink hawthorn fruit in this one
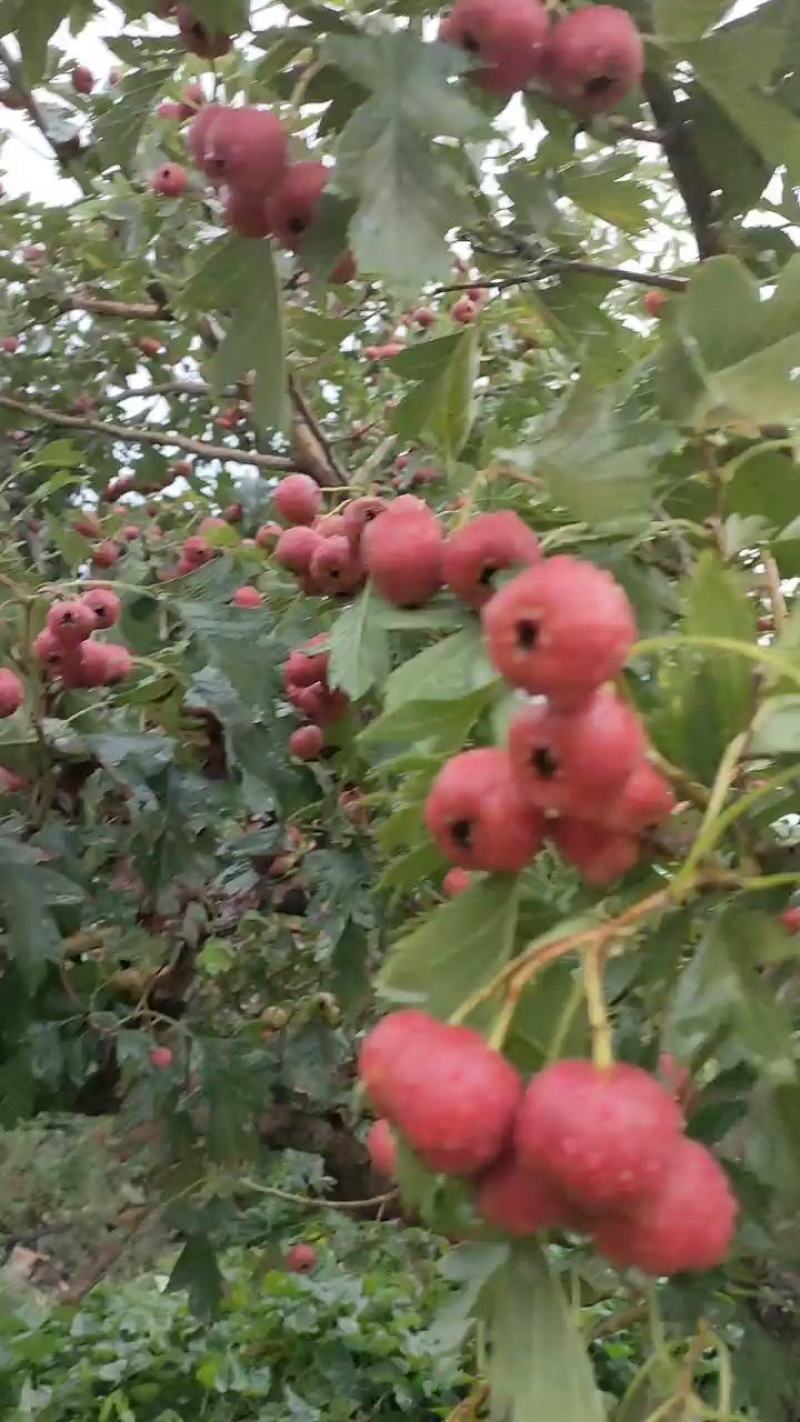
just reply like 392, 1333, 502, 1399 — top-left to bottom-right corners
425, 747, 545, 873
0, 669, 23, 717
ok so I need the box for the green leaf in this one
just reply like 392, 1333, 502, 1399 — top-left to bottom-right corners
168, 1236, 223, 1320
392, 327, 480, 459
379, 875, 521, 1020
385, 624, 497, 711
205, 239, 288, 434
324, 33, 490, 142
93, 63, 175, 169
655, 0, 731, 40
561, 158, 650, 234
328, 584, 391, 700
361, 688, 494, 759
0, 835, 64, 991
16, 0, 63, 84
486, 1241, 604, 1422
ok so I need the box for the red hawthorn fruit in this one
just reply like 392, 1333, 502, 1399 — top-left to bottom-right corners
73, 513, 101, 538
339, 787, 368, 827
289, 724, 324, 760
47, 599, 97, 649
644, 289, 667, 319
138, 336, 163, 358
150, 1045, 174, 1069
477, 1154, 569, 1237
2, 335, 19, 353
780, 905, 800, 934
443, 511, 541, 609
314, 514, 348, 539
186, 102, 223, 166
224, 183, 272, 238
152, 162, 188, 197
182, 535, 214, 567
224, 503, 243, 524
0, 767, 27, 794
516, 1059, 682, 1212
199, 106, 287, 195
310, 535, 364, 596
179, 80, 205, 117
104, 475, 136, 502
158, 99, 184, 120
424, 746, 545, 872
603, 760, 676, 834
169, 460, 192, 480
176, 4, 232, 58
330, 251, 357, 284
286, 1242, 317, 1273
102, 644, 135, 684
440, 0, 550, 95
232, 586, 263, 608
298, 683, 348, 727
276, 525, 323, 574
34, 629, 67, 674
61, 640, 111, 690
121, 525, 141, 542
451, 296, 478, 324
541, 4, 644, 114
274, 473, 323, 527
284, 641, 329, 689
264, 160, 326, 251
410, 465, 440, 488
413, 306, 436, 329
362, 506, 443, 607
592, 1137, 737, 1275
367, 1119, 397, 1180
255, 522, 281, 550
0, 669, 23, 718
70, 394, 95, 416
482, 556, 638, 709
342, 497, 387, 545
360, 1010, 522, 1175
508, 690, 645, 817
198, 516, 227, 536
443, 866, 472, 897
71, 65, 94, 95
550, 817, 641, 886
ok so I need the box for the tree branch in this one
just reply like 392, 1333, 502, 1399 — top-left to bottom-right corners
643, 71, 725, 260
434, 259, 688, 298
0, 40, 90, 190
61, 295, 170, 321
288, 374, 347, 488
0, 395, 295, 472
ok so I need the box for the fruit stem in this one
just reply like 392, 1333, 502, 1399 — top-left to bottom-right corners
582, 947, 613, 1070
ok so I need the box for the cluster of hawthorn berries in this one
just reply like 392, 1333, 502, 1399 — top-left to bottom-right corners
282, 636, 349, 763
362, 1010, 737, 1275
33, 588, 134, 688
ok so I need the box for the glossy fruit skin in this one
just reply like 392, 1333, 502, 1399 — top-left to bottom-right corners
443, 867, 472, 897
255, 522, 281, 550
186, 102, 223, 166
413, 306, 436, 328
549, 817, 640, 886
310, 535, 364, 596
644, 289, 667, 318
440, 0, 551, 96
284, 641, 329, 690
363, 507, 443, 607
232, 586, 263, 608
183, 535, 213, 567
275, 473, 323, 526
103, 644, 135, 683
150, 1045, 173, 1069
508, 690, 645, 817
34, 629, 67, 674
72, 65, 94, 95
152, 163, 188, 196
286, 1243, 317, 1273
603, 760, 676, 834
176, 4, 232, 58
482, 556, 638, 709
367, 1119, 397, 1180
264, 161, 326, 250
199, 107, 287, 197
2, 335, 18, 353
451, 296, 478, 324
516, 1060, 683, 1213
62, 640, 111, 690
542, 4, 644, 114
359, 1010, 522, 1175
443, 512, 540, 609
425, 747, 545, 872
0, 669, 23, 717
289, 724, 324, 761
477, 1155, 568, 1236
276, 526, 323, 574
592, 1138, 737, 1275
47, 600, 97, 648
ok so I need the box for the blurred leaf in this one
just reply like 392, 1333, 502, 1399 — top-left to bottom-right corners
205, 239, 288, 434
655, 0, 731, 39
328, 585, 391, 699
385, 624, 497, 710
392, 328, 480, 459
168, 1236, 223, 1320
94, 63, 175, 168
0, 835, 63, 991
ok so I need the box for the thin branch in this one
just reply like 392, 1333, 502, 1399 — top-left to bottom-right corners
289, 373, 347, 488
0, 394, 295, 472
61, 295, 170, 321
0, 40, 89, 190
643, 71, 724, 260
431, 259, 688, 299
241, 1179, 397, 1211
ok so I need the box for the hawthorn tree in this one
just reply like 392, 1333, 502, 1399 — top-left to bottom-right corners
1, 0, 800, 1416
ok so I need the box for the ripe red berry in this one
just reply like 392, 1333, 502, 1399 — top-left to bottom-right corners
549, 817, 640, 886
47, 599, 96, 649
138, 336, 163, 358
476, 1154, 568, 1237
158, 99, 184, 120
367, 1119, 397, 1180
176, 4, 232, 58
2, 335, 18, 353
62, 640, 111, 690
289, 724, 324, 760
360, 1010, 522, 1174
186, 102, 223, 166
310, 535, 364, 597
286, 1242, 317, 1273
284, 640, 329, 690
592, 1137, 737, 1275
276, 526, 323, 574
198, 517, 226, 537
330, 250, 357, 284
482, 556, 638, 709
443, 867, 472, 897
542, 4, 644, 114
121, 525, 140, 542
264, 161, 326, 250
508, 690, 645, 817
451, 296, 478, 324
440, 0, 550, 96
71, 65, 95, 95
104, 475, 135, 502
179, 80, 205, 117
443, 512, 540, 609
603, 760, 676, 834
182, 535, 214, 568
424, 747, 545, 872
780, 905, 800, 934
200, 106, 287, 197
342, 497, 387, 545
255, 522, 281, 550
151, 162, 188, 197
516, 1059, 682, 1212
274, 473, 323, 527
644, 289, 667, 319
413, 306, 436, 328
34, 629, 66, 674
70, 394, 95, 416
102, 644, 135, 684
0, 767, 27, 795
363, 507, 443, 607
224, 183, 272, 237
0, 669, 23, 718
150, 1045, 173, 1069
297, 683, 348, 727
232, 586, 263, 608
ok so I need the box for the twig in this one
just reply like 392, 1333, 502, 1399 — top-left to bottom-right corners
62, 1204, 154, 1304
240, 1179, 397, 1211
0, 39, 89, 189
431, 259, 688, 299
445, 1384, 490, 1421
0, 394, 295, 472
60, 295, 170, 321
591, 1303, 648, 1340
761, 551, 787, 635
289, 373, 347, 488
643, 72, 724, 260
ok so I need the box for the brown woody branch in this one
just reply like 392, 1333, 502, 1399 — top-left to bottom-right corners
0, 394, 295, 472
437, 258, 689, 299
643, 71, 725, 260
61, 296, 170, 321
288, 373, 347, 488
